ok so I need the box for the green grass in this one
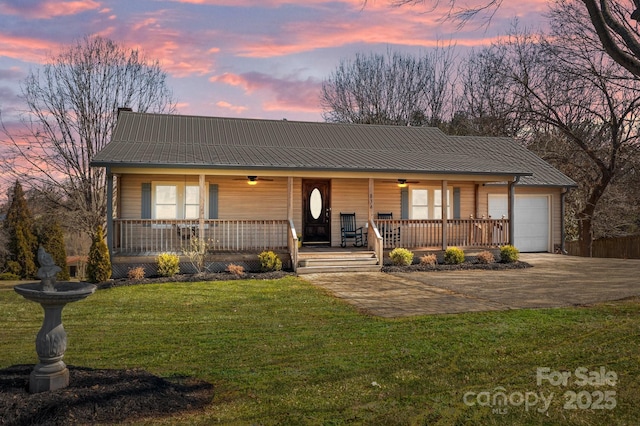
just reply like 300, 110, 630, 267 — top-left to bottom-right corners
2, 277, 639, 425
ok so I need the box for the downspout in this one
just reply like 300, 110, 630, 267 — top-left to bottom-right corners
560, 186, 571, 255
508, 176, 521, 246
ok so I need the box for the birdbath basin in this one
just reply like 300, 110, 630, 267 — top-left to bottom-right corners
14, 249, 96, 393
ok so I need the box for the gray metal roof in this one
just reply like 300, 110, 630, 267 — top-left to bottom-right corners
448, 136, 577, 187
91, 111, 575, 186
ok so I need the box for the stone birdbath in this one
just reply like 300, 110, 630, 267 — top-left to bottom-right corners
14, 247, 96, 393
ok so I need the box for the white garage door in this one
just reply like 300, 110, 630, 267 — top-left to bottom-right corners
488, 195, 550, 252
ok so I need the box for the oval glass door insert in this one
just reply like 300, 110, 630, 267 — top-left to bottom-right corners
310, 188, 322, 219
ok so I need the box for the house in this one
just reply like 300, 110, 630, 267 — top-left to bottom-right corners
91, 111, 576, 277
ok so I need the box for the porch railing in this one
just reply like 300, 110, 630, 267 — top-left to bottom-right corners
374, 218, 509, 249
368, 218, 384, 265
112, 218, 509, 255
288, 219, 299, 272
112, 219, 289, 254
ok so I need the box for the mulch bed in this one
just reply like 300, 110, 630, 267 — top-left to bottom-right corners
382, 261, 532, 273
0, 365, 214, 426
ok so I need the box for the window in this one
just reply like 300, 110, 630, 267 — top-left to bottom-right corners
411, 189, 429, 219
410, 188, 451, 219
152, 183, 204, 219
155, 185, 177, 219
184, 185, 200, 219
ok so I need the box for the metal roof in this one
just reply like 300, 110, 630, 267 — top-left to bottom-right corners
91, 111, 575, 186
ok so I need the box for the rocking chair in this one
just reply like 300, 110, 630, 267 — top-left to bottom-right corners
340, 213, 364, 247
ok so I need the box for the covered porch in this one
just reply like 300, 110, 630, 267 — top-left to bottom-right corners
105, 172, 516, 273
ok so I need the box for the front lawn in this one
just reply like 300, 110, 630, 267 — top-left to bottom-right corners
1, 277, 638, 425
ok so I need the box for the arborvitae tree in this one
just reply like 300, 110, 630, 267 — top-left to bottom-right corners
4, 181, 37, 278
86, 224, 111, 283
38, 220, 70, 280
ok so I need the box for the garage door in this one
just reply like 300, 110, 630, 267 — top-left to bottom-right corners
488, 195, 550, 252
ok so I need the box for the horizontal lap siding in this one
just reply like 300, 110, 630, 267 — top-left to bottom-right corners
293, 178, 302, 235
118, 174, 287, 220
331, 179, 369, 247
217, 177, 287, 220
374, 181, 401, 218
479, 186, 562, 247
456, 182, 476, 219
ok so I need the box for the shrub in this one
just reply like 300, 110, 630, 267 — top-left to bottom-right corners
444, 247, 465, 265
389, 248, 414, 266
476, 250, 495, 264
226, 263, 245, 276
0, 272, 21, 281
5, 180, 38, 279
258, 251, 282, 272
127, 267, 146, 281
5, 261, 21, 276
37, 220, 70, 280
157, 253, 180, 277
87, 225, 112, 283
419, 253, 437, 266
500, 245, 520, 263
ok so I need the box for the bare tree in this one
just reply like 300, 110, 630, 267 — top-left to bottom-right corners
0, 35, 176, 236
451, 43, 526, 137
387, 0, 640, 77
321, 47, 456, 126
490, 18, 640, 255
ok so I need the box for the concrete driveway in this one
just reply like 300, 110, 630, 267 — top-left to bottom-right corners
302, 254, 640, 317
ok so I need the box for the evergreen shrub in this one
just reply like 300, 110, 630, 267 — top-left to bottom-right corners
156, 253, 180, 277
444, 247, 465, 264
389, 248, 414, 266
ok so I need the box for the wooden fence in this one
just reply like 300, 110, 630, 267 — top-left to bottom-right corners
565, 235, 640, 259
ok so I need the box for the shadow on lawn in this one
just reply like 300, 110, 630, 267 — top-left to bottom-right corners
0, 364, 214, 426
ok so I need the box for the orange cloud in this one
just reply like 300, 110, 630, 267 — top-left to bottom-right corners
0, 0, 101, 19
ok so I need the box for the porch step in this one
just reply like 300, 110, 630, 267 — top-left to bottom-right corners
296, 251, 381, 274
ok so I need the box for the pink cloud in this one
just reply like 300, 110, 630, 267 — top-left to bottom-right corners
167, 0, 365, 7
0, 0, 101, 19
216, 100, 248, 113
97, 10, 219, 78
211, 72, 322, 112
0, 33, 60, 63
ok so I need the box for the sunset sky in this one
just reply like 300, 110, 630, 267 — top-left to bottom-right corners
0, 0, 549, 125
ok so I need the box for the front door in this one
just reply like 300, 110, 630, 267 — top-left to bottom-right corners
302, 180, 331, 244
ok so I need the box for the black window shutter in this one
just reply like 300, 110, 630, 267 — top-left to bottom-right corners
401, 187, 409, 219
453, 187, 461, 219
208, 184, 219, 219
141, 183, 151, 219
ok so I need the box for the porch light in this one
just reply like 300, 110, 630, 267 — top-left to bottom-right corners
247, 176, 258, 185
397, 179, 407, 188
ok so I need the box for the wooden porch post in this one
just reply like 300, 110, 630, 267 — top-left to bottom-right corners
105, 167, 114, 259
287, 177, 293, 221
368, 178, 374, 222
474, 183, 480, 218
508, 177, 519, 246
199, 174, 205, 252
441, 180, 448, 250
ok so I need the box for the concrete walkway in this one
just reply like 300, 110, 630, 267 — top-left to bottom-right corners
302, 254, 640, 317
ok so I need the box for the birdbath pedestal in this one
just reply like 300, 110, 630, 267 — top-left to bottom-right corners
14, 248, 96, 393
